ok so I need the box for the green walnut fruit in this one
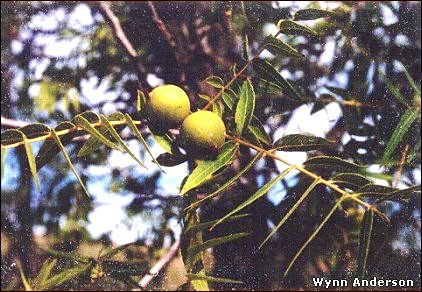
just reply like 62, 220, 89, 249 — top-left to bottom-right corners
146, 84, 191, 129
179, 110, 226, 155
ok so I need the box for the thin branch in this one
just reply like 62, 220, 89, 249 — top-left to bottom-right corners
97, 1, 150, 90
137, 193, 180, 202
1, 116, 30, 128
225, 134, 390, 223
202, 31, 281, 111
393, 144, 410, 187
1, 118, 142, 149
139, 240, 181, 289
1, 115, 151, 140
2, 117, 389, 223
98, 1, 138, 57
147, 1, 177, 49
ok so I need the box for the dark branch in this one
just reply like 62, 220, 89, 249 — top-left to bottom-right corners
147, 1, 177, 49
97, 1, 151, 91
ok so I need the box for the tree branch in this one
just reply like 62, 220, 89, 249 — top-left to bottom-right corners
138, 240, 181, 289
97, 1, 150, 90
1, 116, 145, 149
147, 1, 177, 49
1, 116, 30, 128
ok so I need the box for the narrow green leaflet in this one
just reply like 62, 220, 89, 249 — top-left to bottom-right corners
284, 195, 348, 277
51, 130, 90, 198
181, 210, 209, 290
125, 114, 164, 172
273, 134, 335, 152
33, 259, 58, 290
402, 63, 421, 96
211, 166, 294, 230
260, 178, 320, 249
1, 146, 5, 182
1, 128, 48, 188
212, 100, 224, 117
186, 233, 249, 264
137, 89, 145, 113
221, 89, 237, 111
151, 130, 178, 154
156, 152, 187, 167
264, 36, 303, 58
73, 111, 100, 123
180, 142, 238, 196
42, 248, 90, 263
277, 20, 319, 37
243, 129, 263, 148
1, 129, 24, 145
100, 114, 147, 170
240, 1, 249, 60
248, 116, 272, 146
205, 76, 224, 88
294, 8, 335, 20
364, 172, 395, 181
185, 152, 263, 211
36, 121, 76, 170
258, 79, 283, 96
376, 185, 421, 203
101, 259, 148, 276
407, 137, 421, 163
38, 264, 90, 290
198, 94, 211, 102
358, 184, 396, 198
21, 132, 41, 191
357, 209, 374, 279
74, 115, 123, 154
381, 73, 411, 107
99, 241, 142, 260
186, 273, 243, 284
185, 214, 250, 234
235, 79, 255, 135
15, 258, 32, 291
19, 124, 51, 140
331, 173, 372, 190
304, 156, 363, 173
311, 100, 325, 114
252, 58, 301, 100
381, 108, 420, 163
326, 86, 355, 100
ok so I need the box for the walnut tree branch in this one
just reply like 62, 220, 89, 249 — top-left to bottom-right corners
138, 240, 181, 289
97, 1, 150, 91
1, 116, 30, 128
147, 1, 177, 49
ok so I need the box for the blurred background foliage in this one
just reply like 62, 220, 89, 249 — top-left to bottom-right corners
1, 1, 421, 290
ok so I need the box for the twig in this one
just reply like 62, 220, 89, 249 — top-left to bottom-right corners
146, 1, 188, 84
97, 1, 150, 90
1, 119, 142, 149
202, 31, 281, 111
393, 144, 410, 188
225, 134, 390, 224
1, 116, 30, 128
98, 1, 138, 57
147, 1, 176, 49
139, 240, 181, 289
137, 193, 180, 202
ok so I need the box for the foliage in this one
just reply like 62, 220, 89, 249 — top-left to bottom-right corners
1, 1, 421, 291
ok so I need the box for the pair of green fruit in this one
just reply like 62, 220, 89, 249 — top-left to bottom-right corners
145, 84, 226, 155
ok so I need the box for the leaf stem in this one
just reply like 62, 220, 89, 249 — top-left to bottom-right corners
225, 134, 390, 223
202, 31, 281, 111
2, 120, 142, 150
